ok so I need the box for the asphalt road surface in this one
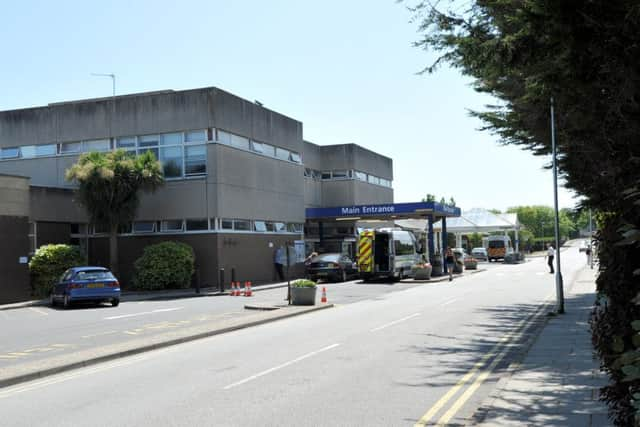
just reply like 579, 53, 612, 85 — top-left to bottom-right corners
0, 244, 586, 426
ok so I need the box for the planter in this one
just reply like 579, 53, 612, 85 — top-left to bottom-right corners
431, 262, 443, 277
464, 260, 478, 270
412, 264, 432, 280
453, 262, 464, 274
291, 286, 317, 305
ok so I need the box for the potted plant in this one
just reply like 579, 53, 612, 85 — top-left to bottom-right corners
290, 279, 317, 305
412, 260, 432, 280
431, 254, 443, 276
464, 256, 478, 270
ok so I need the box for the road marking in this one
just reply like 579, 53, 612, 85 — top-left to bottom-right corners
441, 299, 457, 306
0, 355, 19, 359
370, 313, 421, 332
81, 330, 118, 339
28, 307, 48, 316
223, 343, 341, 390
104, 307, 183, 320
414, 304, 547, 427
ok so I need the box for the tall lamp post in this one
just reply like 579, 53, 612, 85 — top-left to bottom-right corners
550, 97, 565, 314
91, 73, 116, 96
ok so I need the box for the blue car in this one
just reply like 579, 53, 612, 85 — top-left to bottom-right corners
50, 267, 120, 308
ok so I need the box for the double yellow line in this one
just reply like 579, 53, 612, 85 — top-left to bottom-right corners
414, 298, 551, 426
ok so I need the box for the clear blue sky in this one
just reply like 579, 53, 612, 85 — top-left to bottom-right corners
1, 0, 577, 212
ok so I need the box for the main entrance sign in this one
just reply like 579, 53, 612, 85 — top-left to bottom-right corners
306, 202, 461, 220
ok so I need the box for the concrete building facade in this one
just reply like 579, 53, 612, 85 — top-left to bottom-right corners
0, 87, 393, 301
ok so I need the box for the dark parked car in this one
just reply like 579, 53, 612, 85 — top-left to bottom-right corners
306, 253, 358, 282
50, 266, 120, 309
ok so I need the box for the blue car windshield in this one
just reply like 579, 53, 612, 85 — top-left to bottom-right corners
74, 270, 115, 281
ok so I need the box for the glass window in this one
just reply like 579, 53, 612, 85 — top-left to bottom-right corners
274, 222, 286, 232
312, 170, 322, 180
161, 219, 183, 232
368, 175, 379, 185
209, 218, 217, 230
289, 152, 302, 163
185, 130, 206, 143
275, 147, 290, 161
287, 223, 303, 233
221, 219, 234, 230
60, 142, 81, 154
116, 136, 136, 148
184, 145, 206, 175
160, 132, 182, 146
321, 171, 332, 180
1, 147, 20, 159
93, 223, 110, 234
254, 221, 267, 232
118, 223, 132, 234
160, 146, 183, 178
20, 146, 36, 158
250, 140, 264, 153
265, 221, 276, 232
138, 135, 159, 147
133, 221, 155, 233
217, 130, 232, 145
83, 139, 111, 152
35, 144, 56, 157
138, 147, 159, 160
230, 134, 250, 150
332, 170, 348, 179
234, 219, 251, 231
355, 171, 367, 181
304, 168, 312, 177
186, 219, 208, 231
262, 144, 276, 157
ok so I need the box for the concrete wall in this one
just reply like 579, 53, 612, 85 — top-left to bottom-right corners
29, 186, 86, 222
0, 174, 30, 217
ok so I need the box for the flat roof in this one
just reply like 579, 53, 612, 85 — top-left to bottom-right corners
305, 202, 461, 221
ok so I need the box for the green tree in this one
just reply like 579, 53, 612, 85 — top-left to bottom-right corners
65, 150, 164, 276
422, 193, 436, 202
409, 1, 640, 423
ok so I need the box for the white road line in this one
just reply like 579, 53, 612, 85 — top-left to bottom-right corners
223, 343, 341, 390
104, 307, 183, 320
370, 313, 421, 332
28, 307, 48, 316
442, 299, 457, 306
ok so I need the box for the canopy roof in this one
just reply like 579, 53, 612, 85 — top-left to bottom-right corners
396, 208, 520, 233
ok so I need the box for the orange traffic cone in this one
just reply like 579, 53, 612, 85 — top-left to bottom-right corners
321, 287, 327, 303
235, 282, 241, 297
245, 281, 252, 297
230, 282, 236, 296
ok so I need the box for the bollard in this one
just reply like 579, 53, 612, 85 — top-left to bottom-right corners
219, 268, 225, 293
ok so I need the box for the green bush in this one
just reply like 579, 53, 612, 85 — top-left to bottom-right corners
29, 244, 87, 298
133, 241, 195, 290
292, 279, 316, 288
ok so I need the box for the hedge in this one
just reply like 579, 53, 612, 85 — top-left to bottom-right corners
29, 244, 87, 298
133, 241, 195, 290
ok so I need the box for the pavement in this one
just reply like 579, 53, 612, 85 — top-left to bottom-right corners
472, 266, 611, 426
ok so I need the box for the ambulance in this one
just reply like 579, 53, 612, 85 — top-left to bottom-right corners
357, 228, 420, 281
487, 235, 514, 262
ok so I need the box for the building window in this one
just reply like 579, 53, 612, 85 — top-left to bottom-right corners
60, 142, 82, 154
185, 130, 206, 144
138, 135, 160, 148
83, 139, 111, 152
234, 219, 251, 231
160, 132, 182, 146
354, 170, 367, 182
217, 130, 232, 145
332, 170, 348, 179
186, 219, 208, 231
133, 221, 156, 233
160, 146, 183, 178
290, 152, 302, 163
287, 223, 303, 233
221, 219, 234, 230
184, 145, 206, 175
274, 222, 286, 232
116, 136, 136, 149
161, 220, 184, 232
230, 134, 250, 150
275, 147, 290, 161
254, 221, 267, 232
0, 147, 19, 159
20, 146, 37, 158
250, 140, 265, 153
321, 171, 332, 180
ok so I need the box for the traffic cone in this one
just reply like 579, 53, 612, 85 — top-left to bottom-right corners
245, 281, 252, 297
321, 287, 327, 303
235, 282, 241, 297
230, 282, 236, 296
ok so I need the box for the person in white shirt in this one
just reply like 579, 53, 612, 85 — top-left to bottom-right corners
546, 244, 555, 274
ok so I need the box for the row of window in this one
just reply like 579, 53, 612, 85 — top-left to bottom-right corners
0, 128, 303, 176
80, 218, 305, 235
304, 168, 392, 188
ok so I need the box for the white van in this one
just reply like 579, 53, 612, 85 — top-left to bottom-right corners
357, 228, 420, 281
487, 236, 514, 262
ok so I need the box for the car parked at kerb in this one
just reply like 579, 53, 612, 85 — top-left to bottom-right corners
50, 266, 120, 309
306, 253, 358, 282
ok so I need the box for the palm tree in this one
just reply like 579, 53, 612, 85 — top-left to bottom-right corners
65, 149, 164, 276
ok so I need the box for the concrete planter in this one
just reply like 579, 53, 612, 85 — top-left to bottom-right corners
291, 286, 317, 305
412, 264, 432, 280
464, 260, 478, 270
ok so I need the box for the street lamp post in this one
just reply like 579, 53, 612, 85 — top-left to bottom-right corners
91, 73, 116, 96
550, 97, 565, 314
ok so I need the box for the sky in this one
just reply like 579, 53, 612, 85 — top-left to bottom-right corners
0, 0, 579, 212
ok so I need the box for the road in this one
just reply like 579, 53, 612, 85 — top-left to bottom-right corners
0, 244, 587, 426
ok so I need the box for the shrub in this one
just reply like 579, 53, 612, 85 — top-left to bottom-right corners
133, 241, 195, 290
29, 244, 87, 298
291, 279, 316, 288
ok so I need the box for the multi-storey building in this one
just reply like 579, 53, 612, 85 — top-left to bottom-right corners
0, 87, 393, 302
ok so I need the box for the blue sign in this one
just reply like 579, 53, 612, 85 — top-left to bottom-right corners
306, 202, 460, 219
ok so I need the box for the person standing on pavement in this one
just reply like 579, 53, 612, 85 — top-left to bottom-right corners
546, 244, 555, 274
445, 248, 455, 281
274, 246, 285, 281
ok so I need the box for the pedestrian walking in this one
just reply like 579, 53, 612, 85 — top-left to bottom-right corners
546, 244, 555, 274
445, 248, 455, 281
274, 246, 285, 281
585, 244, 592, 268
